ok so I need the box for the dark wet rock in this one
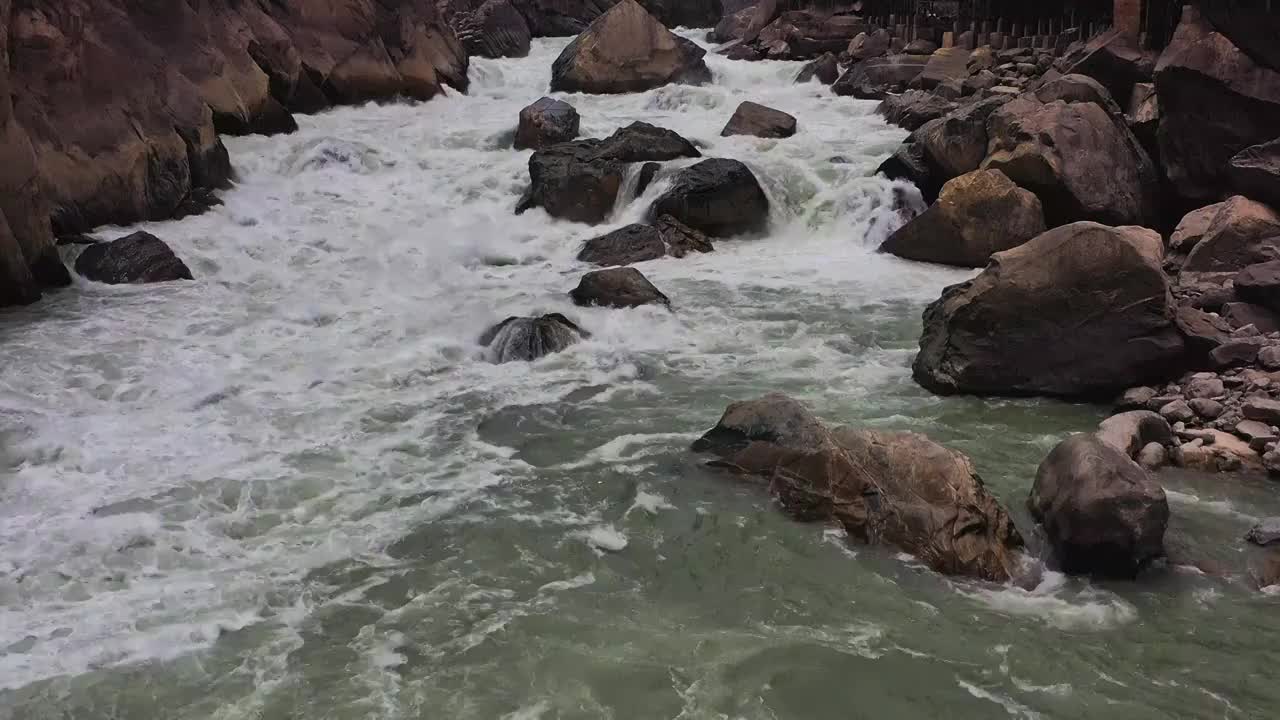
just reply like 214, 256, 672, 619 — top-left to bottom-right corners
720, 101, 797, 139
570, 266, 669, 308
517, 122, 699, 223
914, 223, 1184, 398
876, 139, 940, 202
795, 52, 839, 85
634, 162, 661, 197
1175, 306, 1233, 362
981, 96, 1157, 228
655, 214, 713, 257
577, 224, 666, 265
1029, 434, 1169, 578
1183, 196, 1280, 273
549, 0, 710, 94
73, 232, 193, 284
914, 96, 1009, 187
832, 54, 929, 99
479, 313, 588, 363
1229, 138, 1280, 209
880, 169, 1044, 269
876, 91, 957, 132
1154, 6, 1280, 205
649, 159, 769, 237
514, 97, 580, 150
692, 393, 1025, 582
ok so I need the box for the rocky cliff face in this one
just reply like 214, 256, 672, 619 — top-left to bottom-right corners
0, 0, 467, 306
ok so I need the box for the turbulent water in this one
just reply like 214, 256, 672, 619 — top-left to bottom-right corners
2, 31, 1279, 719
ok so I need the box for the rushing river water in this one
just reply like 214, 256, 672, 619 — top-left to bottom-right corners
2, 31, 1279, 720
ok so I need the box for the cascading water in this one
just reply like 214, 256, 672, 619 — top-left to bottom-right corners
1, 31, 1278, 719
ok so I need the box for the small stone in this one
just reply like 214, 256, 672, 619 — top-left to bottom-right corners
1259, 346, 1280, 370
1186, 376, 1225, 399
1243, 396, 1280, 424
1236, 420, 1280, 452
1116, 386, 1157, 411
1178, 428, 1217, 445
1137, 442, 1167, 470
1173, 421, 1187, 433
1147, 395, 1183, 411
1233, 324, 1263, 338
1160, 400, 1196, 423
1225, 375, 1247, 388
1247, 518, 1280, 546
1211, 340, 1264, 367
1189, 398, 1224, 419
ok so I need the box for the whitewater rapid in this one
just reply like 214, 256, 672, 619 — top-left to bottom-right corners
2, 31, 1278, 720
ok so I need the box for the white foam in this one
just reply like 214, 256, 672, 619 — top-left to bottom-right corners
583, 525, 629, 553
959, 571, 1138, 632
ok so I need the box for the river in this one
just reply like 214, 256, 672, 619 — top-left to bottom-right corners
1, 31, 1278, 720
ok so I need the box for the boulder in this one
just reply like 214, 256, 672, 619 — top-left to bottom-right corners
876, 139, 940, 203
1057, 28, 1154, 105
448, 0, 532, 58
1029, 434, 1169, 578
982, 96, 1157, 227
549, 0, 711, 94
577, 224, 666, 265
73, 232, 193, 284
1189, 398, 1223, 419
1222, 302, 1280, 333
1154, 6, 1280, 205
1170, 201, 1227, 253
963, 70, 999, 96
1127, 82, 1160, 153
1229, 138, 1280, 209
1243, 396, 1280, 425
649, 159, 769, 237
876, 91, 957, 132
904, 39, 937, 56
569, 266, 670, 308
832, 54, 929, 99
795, 52, 839, 85
516, 122, 699, 223
1032, 73, 1125, 117
1097, 410, 1174, 459
720, 101, 797, 139
919, 47, 969, 91
1210, 339, 1264, 368
1171, 305, 1232, 360
1115, 387, 1158, 412
1247, 518, 1280, 547
914, 223, 1186, 398
1235, 420, 1278, 452
655, 214, 713, 257
916, 96, 1009, 184
692, 394, 1024, 582
1180, 429, 1263, 473
1137, 442, 1167, 469
1235, 260, 1280, 312
1159, 399, 1196, 423
1182, 196, 1280, 272
480, 314, 588, 363
514, 97, 580, 150
847, 28, 889, 61
879, 169, 1045, 268
710, 6, 754, 43
752, 10, 865, 60
635, 0, 723, 29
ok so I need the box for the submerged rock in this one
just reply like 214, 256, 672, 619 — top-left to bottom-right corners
691, 393, 1024, 582
1029, 434, 1169, 578
649, 159, 769, 237
479, 313, 588, 362
549, 0, 711, 94
74, 231, 193, 284
569, 267, 670, 308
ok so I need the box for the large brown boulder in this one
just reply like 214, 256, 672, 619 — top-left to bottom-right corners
919, 47, 969, 91
648, 159, 770, 237
1029, 433, 1169, 578
795, 53, 839, 85
709, 6, 754, 43
1057, 28, 1155, 107
1154, 6, 1280, 205
1182, 195, 1280, 272
832, 54, 928, 99
720, 102, 796, 139
914, 222, 1186, 398
1229, 138, 1280, 209
982, 96, 1157, 228
880, 169, 1045, 268
692, 394, 1024, 582
549, 0, 711, 94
